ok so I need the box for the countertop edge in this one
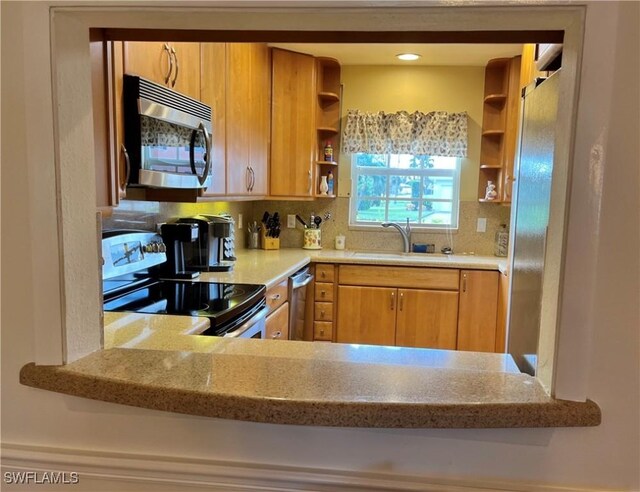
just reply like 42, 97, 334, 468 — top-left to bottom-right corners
19, 362, 601, 429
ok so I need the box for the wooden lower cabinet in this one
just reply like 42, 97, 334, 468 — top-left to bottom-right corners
265, 301, 289, 340
395, 289, 459, 350
457, 270, 499, 352
336, 286, 397, 346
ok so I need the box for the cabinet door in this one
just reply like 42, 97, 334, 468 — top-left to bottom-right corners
170, 42, 201, 99
265, 301, 289, 340
199, 43, 226, 196
123, 42, 200, 99
248, 43, 270, 195
270, 48, 316, 197
457, 270, 499, 352
336, 286, 396, 346
226, 43, 270, 196
395, 289, 459, 350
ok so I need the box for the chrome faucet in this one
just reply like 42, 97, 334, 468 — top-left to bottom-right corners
381, 218, 412, 253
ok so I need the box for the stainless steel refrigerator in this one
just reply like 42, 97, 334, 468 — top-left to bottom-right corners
507, 71, 560, 375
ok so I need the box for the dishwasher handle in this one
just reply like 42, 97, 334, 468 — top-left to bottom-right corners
291, 272, 313, 289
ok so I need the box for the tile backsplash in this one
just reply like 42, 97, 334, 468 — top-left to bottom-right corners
102, 197, 509, 256
252, 198, 510, 256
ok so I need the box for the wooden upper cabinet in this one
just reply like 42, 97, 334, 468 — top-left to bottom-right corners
270, 48, 317, 197
395, 289, 459, 350
336, 286, 397, 346
122, 41, 200, 100
457, 270, 499, 352
199, 43, 226, 196
226, 43, 270, 196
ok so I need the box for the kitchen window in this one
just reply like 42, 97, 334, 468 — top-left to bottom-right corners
350, 153, 460, 228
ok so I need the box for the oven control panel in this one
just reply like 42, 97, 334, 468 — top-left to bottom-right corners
102, 231, 167, 280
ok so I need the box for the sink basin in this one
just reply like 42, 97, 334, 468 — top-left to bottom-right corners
352, 251, 452, 260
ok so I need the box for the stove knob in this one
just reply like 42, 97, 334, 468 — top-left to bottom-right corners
143, 243, 154, 253
158, 242, 167, 253
152, 242, 160, 253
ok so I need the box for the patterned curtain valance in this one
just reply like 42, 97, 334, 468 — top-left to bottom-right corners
341, 110, 468, 158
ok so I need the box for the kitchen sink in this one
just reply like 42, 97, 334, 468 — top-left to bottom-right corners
352, 251, 452, 260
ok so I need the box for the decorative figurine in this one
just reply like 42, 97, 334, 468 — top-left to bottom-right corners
485, 180, 498, 200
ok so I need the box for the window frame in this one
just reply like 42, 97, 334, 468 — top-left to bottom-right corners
349, 153, 461, 231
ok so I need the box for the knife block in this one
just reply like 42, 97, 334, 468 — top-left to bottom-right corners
261, 229, 280, 250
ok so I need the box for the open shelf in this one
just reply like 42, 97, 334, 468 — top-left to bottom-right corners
315, 194, 336, 199
318, 91, 340, 102
480, 164, 502, 169
316, 160, 338, 166
317, 126, 339, 134
478, 198, 503, 203
482, 130, 505, 137
484, 93, 507, 104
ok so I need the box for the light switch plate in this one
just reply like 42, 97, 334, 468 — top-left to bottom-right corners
287, 214, 296, 228
238, 214, 243, 229
477, 217, 487, 233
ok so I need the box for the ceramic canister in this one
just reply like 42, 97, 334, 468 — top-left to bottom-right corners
303, 228, 322, 250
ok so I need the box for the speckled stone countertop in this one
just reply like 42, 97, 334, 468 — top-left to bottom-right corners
20, 339, 600, 427
20, 252, 595, 428
196, 249, 508, 288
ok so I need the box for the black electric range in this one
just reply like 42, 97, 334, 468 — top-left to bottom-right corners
102, 230, 266, 337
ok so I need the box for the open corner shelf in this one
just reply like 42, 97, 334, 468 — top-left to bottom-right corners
315, 194, 336, 199
318, 91, 340, 102
483, 93, 507, 105
478, 198, 503, 203
316, 160, 338, 166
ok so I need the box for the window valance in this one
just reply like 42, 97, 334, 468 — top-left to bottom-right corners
341, 110, 468, 158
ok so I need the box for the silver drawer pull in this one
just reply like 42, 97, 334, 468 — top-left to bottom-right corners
270, 293, 281, 301
271, 331, 281, 339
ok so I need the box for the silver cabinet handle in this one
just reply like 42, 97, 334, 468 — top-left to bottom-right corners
170, 45, 178, 87
399, 292, 404, 311
271, 331, 282, 339
390, 291, 395, 310
120, 144, 131, 195
246, 166, 251, 191
162, 43, 173, 85
270, 293, 281, 301
308, 170, 312, 194
462, 273, 467, 293
249, 166, 256, 191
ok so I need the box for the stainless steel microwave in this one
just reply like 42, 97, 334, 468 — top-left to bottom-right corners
123, 75, 213, 189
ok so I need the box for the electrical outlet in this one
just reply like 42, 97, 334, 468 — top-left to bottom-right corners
238, 214, 243, 229
476, 217, 487, 233
287, 214, 296, 228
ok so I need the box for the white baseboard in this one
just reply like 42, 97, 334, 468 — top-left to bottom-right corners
0, 443, 618, 492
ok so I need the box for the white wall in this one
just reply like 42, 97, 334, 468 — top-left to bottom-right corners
1, 1, 639, 490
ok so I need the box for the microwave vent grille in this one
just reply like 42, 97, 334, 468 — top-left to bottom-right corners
135, 76, 211, 122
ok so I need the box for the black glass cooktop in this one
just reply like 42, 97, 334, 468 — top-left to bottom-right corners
103, 280, 265, 328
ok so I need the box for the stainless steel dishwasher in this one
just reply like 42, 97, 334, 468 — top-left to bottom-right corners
288, 267, 314, 341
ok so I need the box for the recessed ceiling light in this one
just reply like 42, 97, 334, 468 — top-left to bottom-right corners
396, 53, 421, 61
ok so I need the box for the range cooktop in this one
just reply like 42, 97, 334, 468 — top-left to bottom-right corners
103, 279, 266, 329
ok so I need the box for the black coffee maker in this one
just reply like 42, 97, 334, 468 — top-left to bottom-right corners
159, 222, 200, 279
178, 215, 235, 272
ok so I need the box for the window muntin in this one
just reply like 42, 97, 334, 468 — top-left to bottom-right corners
350, 154, 460, 228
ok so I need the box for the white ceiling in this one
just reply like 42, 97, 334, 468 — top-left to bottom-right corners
269, 43, 523, 66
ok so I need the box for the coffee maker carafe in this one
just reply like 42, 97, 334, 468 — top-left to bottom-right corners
178, 215, 235, 272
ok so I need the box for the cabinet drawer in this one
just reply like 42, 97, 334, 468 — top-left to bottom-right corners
314, 302, 334, 321
339, 265, 459, 291
315, 264, 335, 283
314, 321, 333, 341
314, 282, 334, 302
265, 301, 289, 340
266, 278, 288, 314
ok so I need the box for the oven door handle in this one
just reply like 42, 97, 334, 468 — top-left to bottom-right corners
189, 121, 212, 187
223, 305, 268, 338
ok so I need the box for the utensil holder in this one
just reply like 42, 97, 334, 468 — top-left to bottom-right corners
248, 232, 259, 249
303, 228, 322, 250
261, 229, 280, 250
